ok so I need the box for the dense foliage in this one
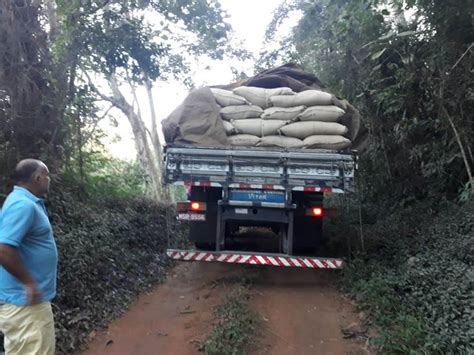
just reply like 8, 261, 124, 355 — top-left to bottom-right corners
264, 1, 473, 352
0, 0, 236, 195
261, 0, 473, 203
47, 192, 186, 353
326, 200, 473, 353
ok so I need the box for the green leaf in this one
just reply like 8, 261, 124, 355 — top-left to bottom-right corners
371, 48, 386, 60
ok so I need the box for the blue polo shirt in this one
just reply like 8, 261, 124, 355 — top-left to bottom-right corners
0, 186, 57, 305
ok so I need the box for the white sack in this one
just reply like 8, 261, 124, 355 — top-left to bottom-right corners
269, 90, 333, 107
228, 134, 261, 146
258, 136, 305, 149
279, 121, 348, 139
261, 105, 306, 121
233, 86, 294, 108
297, 105, 345, 122
303, 135, 351, 150
210, 88, 248, 106
232, 119, 287, 137
222, 120, 238, 135
220, 105, 263, 120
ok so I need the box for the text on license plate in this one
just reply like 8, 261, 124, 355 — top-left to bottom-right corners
177, 213, 206, 221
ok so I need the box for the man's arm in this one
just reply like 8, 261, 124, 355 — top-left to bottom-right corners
0, 243, 41, 304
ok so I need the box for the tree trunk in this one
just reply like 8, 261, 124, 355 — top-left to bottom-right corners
144, 75, 172, 202
44, 0, 59, 41
107, 74, 162, 200
442, 106, 473, 183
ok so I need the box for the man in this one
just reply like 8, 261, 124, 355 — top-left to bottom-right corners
0, 159, 57, 354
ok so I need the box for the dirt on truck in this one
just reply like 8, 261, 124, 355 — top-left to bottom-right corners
161, 63, 366, 269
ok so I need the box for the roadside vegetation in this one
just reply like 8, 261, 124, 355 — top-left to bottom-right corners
264, 1, 473, 353
200, 272, 259, 355
325, 200, 473, 353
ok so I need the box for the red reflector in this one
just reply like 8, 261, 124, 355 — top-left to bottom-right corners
312, 208, 323, 216
191, 202, 201, 211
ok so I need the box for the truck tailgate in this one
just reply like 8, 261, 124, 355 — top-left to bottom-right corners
164, 146, 356, 193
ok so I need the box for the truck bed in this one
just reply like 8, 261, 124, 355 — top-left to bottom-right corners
164, 145, 356, 193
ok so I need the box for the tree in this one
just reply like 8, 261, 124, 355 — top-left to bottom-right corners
51, 0, 235, 200
0, 0, 62, 176
0, 0, 237, 199
261, 0, 473, 202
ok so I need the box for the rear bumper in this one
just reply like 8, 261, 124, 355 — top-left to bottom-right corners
166, 249, 344, 269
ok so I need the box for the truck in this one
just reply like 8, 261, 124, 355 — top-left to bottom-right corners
162, 64, 362, 269
164, 145, 356, 269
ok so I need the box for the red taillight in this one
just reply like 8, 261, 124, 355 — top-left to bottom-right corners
191, 202, 201, 211
312, 207, 323, 216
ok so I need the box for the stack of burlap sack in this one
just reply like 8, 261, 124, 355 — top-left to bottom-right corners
210, 86, 351, 150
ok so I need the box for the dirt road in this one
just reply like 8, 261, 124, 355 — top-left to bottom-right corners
84, 262, 368, 355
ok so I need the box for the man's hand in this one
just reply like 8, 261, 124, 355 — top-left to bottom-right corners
0, 244, 41, 304
25, 282, 42, 305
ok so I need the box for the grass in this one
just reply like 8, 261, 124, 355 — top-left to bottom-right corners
200, 272, 259, 355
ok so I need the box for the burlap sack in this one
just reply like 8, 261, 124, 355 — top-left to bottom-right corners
210, 88, 248, 106
258, 135, 305, 148
303, 135, 351, 150
228, 134, 261, 146
232, 119, 287, 137
269, 90, 333, 107
297, 105, 345, 122
220, 105, 264, 120
279, 121, 348, 139
261, 105, 306, 121
162, 87, 229, 146
232, 86, 294, 108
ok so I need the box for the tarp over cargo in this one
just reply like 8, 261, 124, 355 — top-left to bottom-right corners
162, 63, 368, 150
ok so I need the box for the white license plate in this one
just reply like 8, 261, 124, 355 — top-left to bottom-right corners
235, 208, 248, 214
177, 213, 206, 221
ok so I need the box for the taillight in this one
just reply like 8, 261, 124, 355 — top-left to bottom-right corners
306, 207, 324, 217
176, 201, 206, 212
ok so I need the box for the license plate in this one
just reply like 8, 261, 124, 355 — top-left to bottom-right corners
229, 189, 285, 203
235, 208, 248, 214
177, 213, 206, 221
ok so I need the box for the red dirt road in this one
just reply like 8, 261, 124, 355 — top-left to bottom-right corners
250, 268, 367, 355
83, 262, 368, 355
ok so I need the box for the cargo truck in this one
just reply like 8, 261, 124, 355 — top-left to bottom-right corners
163, 64, 364, 269
164, 145, 356, 269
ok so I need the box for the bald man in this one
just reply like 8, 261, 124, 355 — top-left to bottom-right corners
0, 159, 57, 354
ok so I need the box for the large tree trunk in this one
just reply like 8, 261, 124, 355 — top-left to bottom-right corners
144, 76, 173, 202
107, 74, 163, 200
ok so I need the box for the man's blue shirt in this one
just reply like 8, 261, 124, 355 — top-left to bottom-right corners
0, 186, 57, 305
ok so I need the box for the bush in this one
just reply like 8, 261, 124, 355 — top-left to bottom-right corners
45, 190, 187, 353
331, 201, 473, 354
